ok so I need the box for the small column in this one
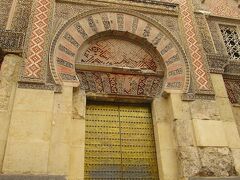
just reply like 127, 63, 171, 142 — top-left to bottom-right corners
48, 86, 73, 175
152, 96, 179, 180
69, 89, 86, 179
0, 54, 21, 172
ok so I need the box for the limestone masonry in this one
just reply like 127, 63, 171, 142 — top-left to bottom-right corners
0, 0, 240, 179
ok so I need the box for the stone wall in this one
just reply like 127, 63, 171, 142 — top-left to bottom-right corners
1, 64, 240, 180
151, 80, 240, 179
2, 88, 54, 174
0, 0, 240, 180
232, 106, 240, 136
0, 54, 22, 172
152, 97, 179, 180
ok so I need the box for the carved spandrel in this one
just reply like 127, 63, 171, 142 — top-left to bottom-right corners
206, 53, 229, 74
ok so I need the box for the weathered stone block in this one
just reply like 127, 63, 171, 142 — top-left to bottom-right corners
211, 74, 229, 98
178, 146, 201, 177
193, 119, 228, 147
216, 97, 235, 122
51, 113, 72, 144
3, 141, 49, 174
48, 143, 70, 174
0, 112, 10, 140
53, 86, 73, 114
232, 106, 240, 126
69, 147, 85, 179
13, 88, 54, 112
0, 55, 21, 82
198, 147, 237, 177
73, 89, 86, 119
0, 54, 21, 111
9, 110, 52, 141
158, 149, 179, 180
0, 112, 10, 169
0, 140, 6, 169
190, 100, 220, 120
155, 121, 175, 150
174, 119, 195, 147
232, 149, 240, 175
170, 93, 191, 121
152, 97, 170, 123
232, 106, 240, 134
71, 119, 85, 147
223, 122, 240, 148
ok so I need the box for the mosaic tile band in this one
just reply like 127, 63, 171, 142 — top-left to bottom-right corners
165, 0, 212, 91
24, 0, 51, 79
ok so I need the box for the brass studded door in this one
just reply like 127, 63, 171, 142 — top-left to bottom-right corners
84, 102, 159, 179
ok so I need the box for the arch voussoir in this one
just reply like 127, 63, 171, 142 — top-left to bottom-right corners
50, 8, 190, 93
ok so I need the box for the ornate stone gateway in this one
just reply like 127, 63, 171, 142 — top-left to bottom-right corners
84, 102, 159, 179
49, 8, 191, 94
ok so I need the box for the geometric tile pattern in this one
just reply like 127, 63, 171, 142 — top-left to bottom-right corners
24, 0, 51, 79
50, 9, 189, 91
77, 38, 162, 72
179, 0, 210, 90
164, 0, 212, 91
78, 71, 163, 97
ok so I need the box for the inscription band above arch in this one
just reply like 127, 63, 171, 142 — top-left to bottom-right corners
49, 7, 190, 93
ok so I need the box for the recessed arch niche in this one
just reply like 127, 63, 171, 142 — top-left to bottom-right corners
76, 31, 165, 97
49, 8, 190, 96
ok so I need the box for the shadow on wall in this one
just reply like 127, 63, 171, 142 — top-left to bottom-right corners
0, 48, 6, 68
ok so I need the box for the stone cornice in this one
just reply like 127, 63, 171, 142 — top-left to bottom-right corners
56, 0, 179, 16
206, 53, 240, 76
224, 60, 240, 76
207, 15, 240, 23
18, 82, 62, 93
206, 53, 229, 74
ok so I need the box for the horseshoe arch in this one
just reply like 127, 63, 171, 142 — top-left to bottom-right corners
49, 8, 190, 94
